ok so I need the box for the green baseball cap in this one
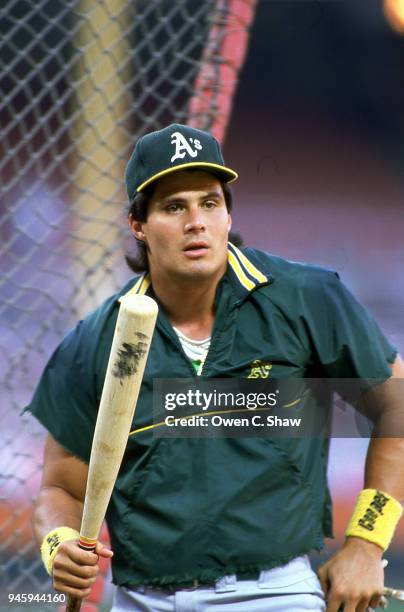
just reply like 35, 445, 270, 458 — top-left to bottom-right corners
125, 123, 238, 200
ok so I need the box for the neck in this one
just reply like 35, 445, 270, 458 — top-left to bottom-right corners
150, 269, 224, 340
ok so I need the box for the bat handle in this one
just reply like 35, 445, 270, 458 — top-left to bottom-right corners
65, 595, 83, 612
64, 539, 97, 612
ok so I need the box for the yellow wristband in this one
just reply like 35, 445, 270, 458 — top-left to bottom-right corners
345, 489, 403, 551
40, 527, 80, 575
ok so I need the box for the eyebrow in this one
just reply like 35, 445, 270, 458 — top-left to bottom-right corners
162, 190, 223, 204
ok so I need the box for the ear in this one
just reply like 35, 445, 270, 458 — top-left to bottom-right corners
128, 215, 146, 242
228, 214, 232, 232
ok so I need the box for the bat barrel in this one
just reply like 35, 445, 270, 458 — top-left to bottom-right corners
80, 294, 158, 542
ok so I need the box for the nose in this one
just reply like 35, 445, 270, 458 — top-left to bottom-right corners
184, 206, 206, 233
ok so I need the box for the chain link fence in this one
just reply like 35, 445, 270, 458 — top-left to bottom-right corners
0, 0, 257, 605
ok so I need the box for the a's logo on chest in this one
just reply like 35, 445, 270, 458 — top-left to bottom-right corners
247, 360, 273, 378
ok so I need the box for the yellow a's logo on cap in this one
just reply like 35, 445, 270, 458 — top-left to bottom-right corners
170, 131, 202, 163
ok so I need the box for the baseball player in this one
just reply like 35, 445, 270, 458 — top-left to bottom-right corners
27, 124, 404, 611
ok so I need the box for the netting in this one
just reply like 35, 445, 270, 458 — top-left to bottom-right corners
0, 0, 257, 604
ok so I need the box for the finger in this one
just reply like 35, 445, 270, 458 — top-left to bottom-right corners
53, 584, 92, 599
345, 593, 372, 612
325, 594, 344, 612
56, 540, 99, 566
356, 597, 373, 612
53, 555, 99, 580
317, 567, 329, 598
95, 542, 114, 558
54, 570, 98, 590
340, 601, 356, 612
326, 590, 359, 612
69, 546, 99, 566
369, 594, 382, 609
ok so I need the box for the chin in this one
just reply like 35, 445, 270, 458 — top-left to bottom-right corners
176, 261, 222, 280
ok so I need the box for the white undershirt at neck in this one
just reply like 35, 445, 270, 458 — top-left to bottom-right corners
173, 327, 211, 375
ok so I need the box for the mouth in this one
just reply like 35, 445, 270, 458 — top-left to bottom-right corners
183, 242, 209, 258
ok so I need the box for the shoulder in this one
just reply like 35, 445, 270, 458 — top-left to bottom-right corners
240, 246, 340, 294
60, 276, 142, 354
79, 277, 141, 331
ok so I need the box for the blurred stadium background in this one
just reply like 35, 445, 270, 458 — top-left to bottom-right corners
1, 1, 403, 610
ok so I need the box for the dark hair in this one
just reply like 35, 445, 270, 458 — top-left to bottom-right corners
125, 177, 243, 273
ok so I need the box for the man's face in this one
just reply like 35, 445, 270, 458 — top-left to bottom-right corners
130, 170, 232, 283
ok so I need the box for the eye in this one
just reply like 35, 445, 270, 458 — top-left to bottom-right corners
165, 202, 184, 213
202, 200, 217, 209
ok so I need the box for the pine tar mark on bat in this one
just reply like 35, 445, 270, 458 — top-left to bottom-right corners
112, 334, 149, 378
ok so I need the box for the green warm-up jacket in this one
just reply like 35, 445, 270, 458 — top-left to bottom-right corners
27, 244, 396, 588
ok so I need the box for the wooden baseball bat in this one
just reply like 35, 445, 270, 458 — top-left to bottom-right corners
65, 293, 158, 612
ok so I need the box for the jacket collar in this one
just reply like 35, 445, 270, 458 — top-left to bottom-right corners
121, 242, 271, 300
226, 242, 270, 297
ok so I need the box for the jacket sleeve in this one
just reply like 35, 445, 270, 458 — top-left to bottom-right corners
307, 271, 397, 381
24, 319, 101, 463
